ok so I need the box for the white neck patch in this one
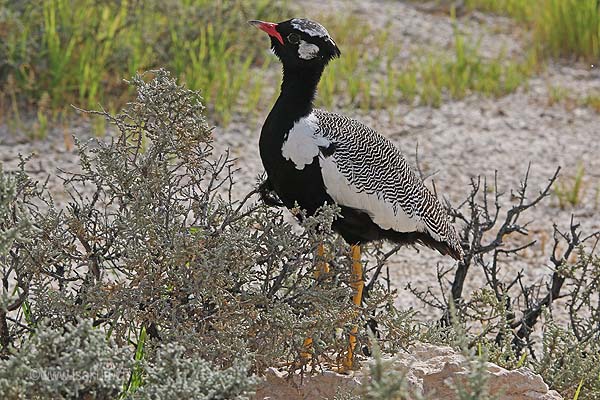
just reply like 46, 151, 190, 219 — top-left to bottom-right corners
298, 40, 320, 60
281, 113, 330, 170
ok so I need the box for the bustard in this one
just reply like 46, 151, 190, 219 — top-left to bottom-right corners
250, 18, 463, 369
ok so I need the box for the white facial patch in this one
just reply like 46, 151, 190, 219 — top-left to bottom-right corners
298, 40, 320, 60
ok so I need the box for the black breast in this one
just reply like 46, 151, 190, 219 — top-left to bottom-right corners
259, 124, 333, 216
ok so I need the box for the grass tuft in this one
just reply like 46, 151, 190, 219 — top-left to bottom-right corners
466, 0, 600, 61
317, 13, 535, 110
554, 164, 586, 209
546, 85, 600, 113
0, 0, 285, 125
400, 21, 536, 107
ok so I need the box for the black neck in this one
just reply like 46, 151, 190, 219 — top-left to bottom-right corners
270, 65, 324, 124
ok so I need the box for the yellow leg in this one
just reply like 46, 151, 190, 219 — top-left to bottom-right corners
301, 337, 313, 359
343, 244, 363, 370
316, 243, 330, 276
302, 243, 330, 360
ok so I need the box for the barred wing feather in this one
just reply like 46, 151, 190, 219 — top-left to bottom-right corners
313, 109, 463, 258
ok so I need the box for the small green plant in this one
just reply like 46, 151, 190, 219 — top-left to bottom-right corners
555, 164, 586, 209
465, 0, 533, 22
582, 91, 600, 112
545, 86, 600, 113
121, 326, 147, 398
32, 92, 50, 140
360, 334, 416, 400
547, 85, 571, 106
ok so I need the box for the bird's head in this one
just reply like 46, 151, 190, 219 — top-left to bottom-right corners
249, 18, 341, 69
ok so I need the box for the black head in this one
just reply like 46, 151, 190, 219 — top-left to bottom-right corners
249, 18, 341, 69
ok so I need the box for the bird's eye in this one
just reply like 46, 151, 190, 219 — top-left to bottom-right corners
287, 33, 300, 44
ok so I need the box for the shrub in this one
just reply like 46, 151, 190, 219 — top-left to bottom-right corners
1, 69, 599, 399
404, 165, 600, 398
0, 320, 131, 400
0, 69, 405, 397
131, 344, 256, 400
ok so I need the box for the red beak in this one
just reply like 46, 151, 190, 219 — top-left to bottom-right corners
248, 20, 284, 45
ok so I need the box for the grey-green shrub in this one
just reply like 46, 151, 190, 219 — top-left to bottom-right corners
131, 344, 256, 400
1, 68, 599, 399
0, 69, 403, 397
0, 320, 131, 400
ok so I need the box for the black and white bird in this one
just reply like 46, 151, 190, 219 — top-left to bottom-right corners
250, 18, 463, 367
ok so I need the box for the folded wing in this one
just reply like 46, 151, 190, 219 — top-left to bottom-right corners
313, 109, 463, 260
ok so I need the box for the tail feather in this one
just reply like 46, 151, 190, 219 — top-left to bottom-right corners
385, 230, 463, 261
335, 205, 464, 261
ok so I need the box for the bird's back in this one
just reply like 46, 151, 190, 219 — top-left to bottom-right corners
312, 109, 463, 260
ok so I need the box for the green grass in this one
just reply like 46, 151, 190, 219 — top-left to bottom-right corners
573, 379, 584, 400
466, 0, 600, 61
0, 0, 284, 125
0, 0, 563, 129
317, 13, 536, 110
317, 16, 400, 110
547, 85, 600, 112
535, 0, 600, 61
465, 0, 535, 22
409, 28, 537, 107
121, 325, 147, 398
547, 85, 572, 106
554, 164, 586, 209
582, 92, 600, 112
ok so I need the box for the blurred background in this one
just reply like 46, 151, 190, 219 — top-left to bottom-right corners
1, 0, 598, 132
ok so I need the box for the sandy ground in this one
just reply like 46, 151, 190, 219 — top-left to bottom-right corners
1, 0, 599, 322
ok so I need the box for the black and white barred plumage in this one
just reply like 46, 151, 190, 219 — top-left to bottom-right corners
282, 110, 464, 260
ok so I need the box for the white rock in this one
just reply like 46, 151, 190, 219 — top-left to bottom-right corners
254, 367, 361, 400
253, 343, 563, 400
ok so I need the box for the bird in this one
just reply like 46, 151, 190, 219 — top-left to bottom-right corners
250, 18, 463, 369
